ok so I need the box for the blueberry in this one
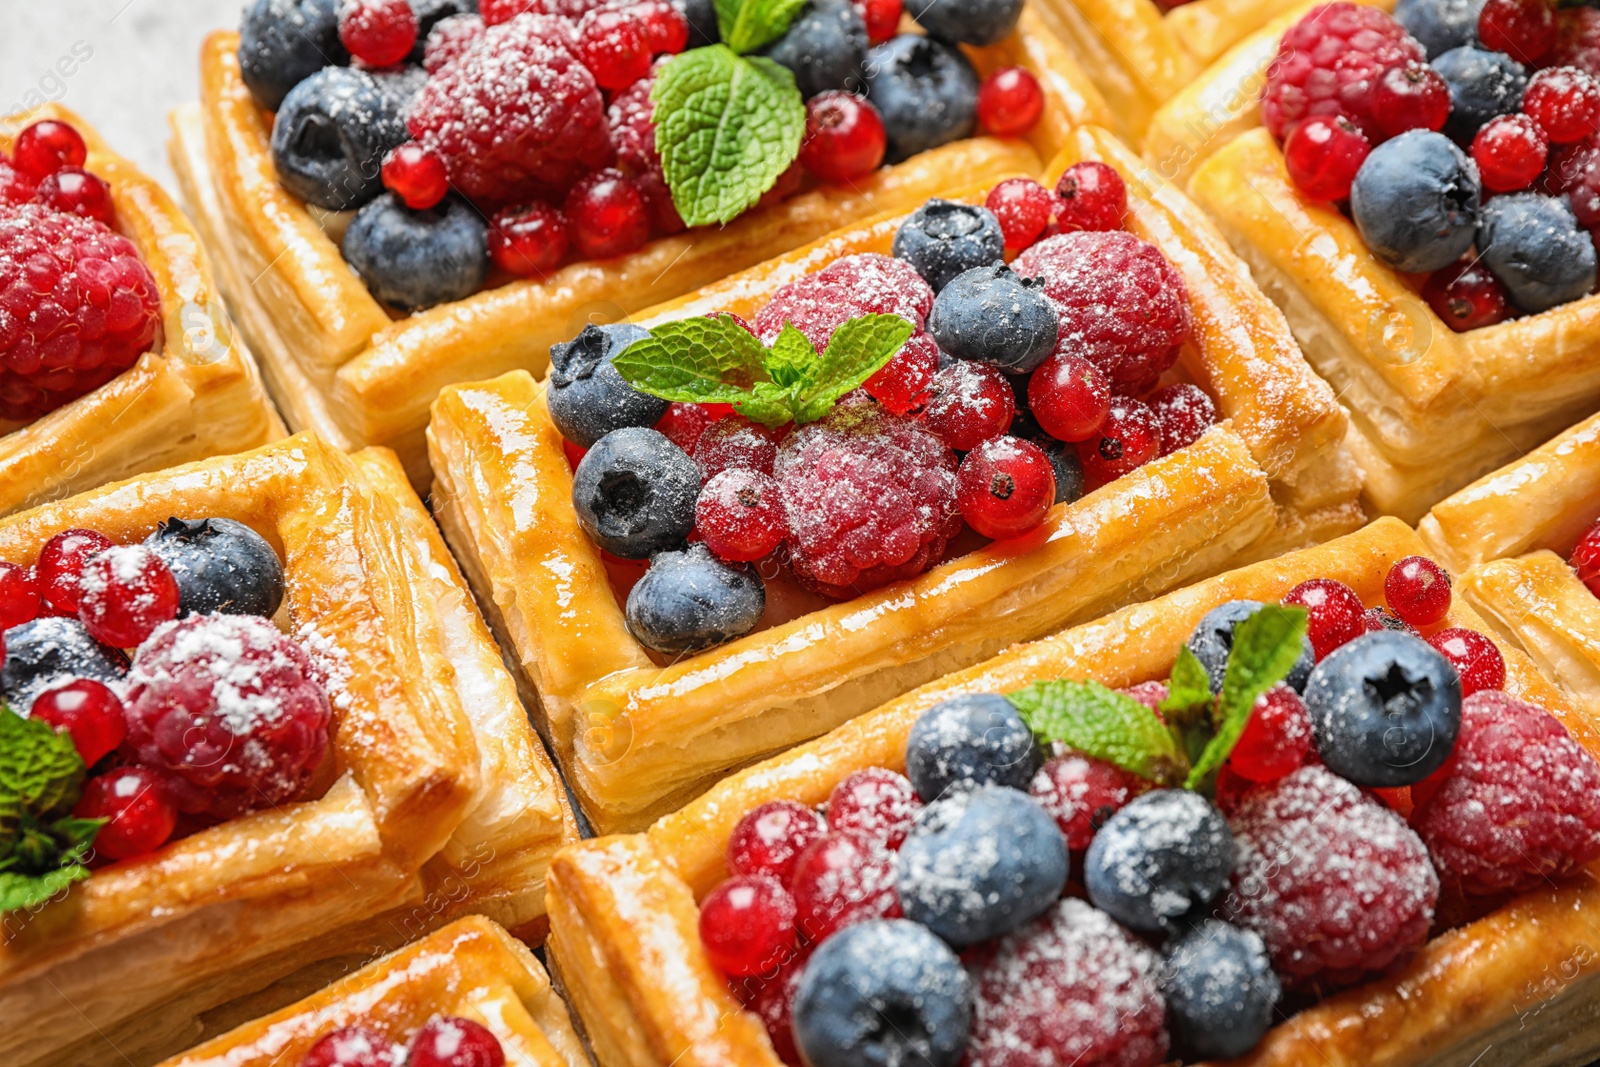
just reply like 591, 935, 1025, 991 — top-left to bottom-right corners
408, 0, 477, 62
143, 517, 285, 619
1394, 0, 1484, 58
677, 0, 720, 47
895, 785, 1069, 946
238, 0, 348, 112
271, 66, 408, 210
1477, 192, 1597, 314
792, 920, 973, 1067
927, 264, 1058, 374
905, 692, 1040, 800
369, 63, 428, 118
866, 35, 980, 164
1031, 434, 1083, 505
1083, 789, 1233, 934
572, 427, 700, 559
1433, 46, 1528, 145
1349, 129, 1480, 276
892, 200, 1005, 293
1186, 600, 1314, 695
1162, 919, 1281, 1059
905, 0, 1024, 46
1304, 630, 1462, 787
761, 0, 867, 100
546, 324, 667, 449
342, 194, 488, 311
1, 617, 127, 713
625, 543, 765, 655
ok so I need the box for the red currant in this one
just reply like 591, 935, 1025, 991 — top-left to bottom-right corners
1574, 517, 1600, 597
1029, 754, 1142, 850
956, 436, 1057, 539
1283, 577, 1366, 660
1423, 258, 1511, 332
629, 0, 691, 54
1077, 396, 1161, 487
31, 679, 126, 765
489, 201, 570, 277
1027, 352, 1110, 442
12, 120, 87, 180
863, 331, 938, 414
0, 561, 41, 630
562, 438, 587, 471
922, 361, 1015, 450
697, 469, 787, 561
826, 768, 922, 849
1524, 66, 1600, 144
1472, 114, 1548, 193
855, 0, 903, 43
1479, 0, 1557, 65
977, 66, 1045, 137
563, 169, 651, 259
301, 1027, 403, 1067
656, 402, 717, 454
1054, 161, 1127, 232
733, 944, 810, 1064
1227, 684, 1313, 783
1426, 627, 1507, 696
694, 418, 777, 479
408, 1017, 505, 1067
339, 0, 418, 66
799, 91, 887, 183
791, 832, 898, 943
1364, 604, 1420, 636
77, 545, 180, 648
1283, 115, 1370, 201
576, 9, 651, 90
37, 528, 114, 616
1384, 555, 1452, 627
728, 799, 826, 884
381, 143, 448, 209
1146, 382, 1216, 456
34, 167, 115, 226
1372, 63, 1452, 139
985, 177, 1055, 252
76, 766, 177, 861
699, 873, 799, 976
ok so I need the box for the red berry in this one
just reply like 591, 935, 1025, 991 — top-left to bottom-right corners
380, 143, 448, 209
790, 831, 899, 942
985, 177, 1055, 252
1422, 258, 1511, 332
728, 800, 826, 884
1284, 577, 1366, 660
1284, 115, 1371, 200
1372, 63, 1451, 139
301, 1027, 403, 1067
1027, 353, 1110, 444
629, 0, 690, 53
1472, 114, 1547, 193
576, 9, 651, 90
479, 0, 536, 24
655, 401, 717, 454
825, 768, 921, 849
732, 944, 809, 1064
956, 436, 1057, 539
1426, 627, 1506, 696
1479, 0, 1557, 65
563, 169, 651, 259
1573, 517, 1600, 596
76, 766, 177, 861
340, 0, 418, 66
1228, 684, 1313, 783
1525, 66, 1600, 144
699, 873, 799, 976
489, 201, 569, 277
755, 253, 932, 350
694, 418, 777, 479
697, 469, 786, 562
922, 361, 1015, 450
12, 120, 87, 180
408, 1018, 505, 1067
1261, 4, 1425, 143
37, 528, 114, 615
31, 679, 126, 765
863, 331, 937, 414
0, 562, 41, 630
855, 0, 903, 43
1078, 397, 1161, 487
1146, 382, 1217, 456
34, 167, 115, 226
77, 545, 180, 648
977, 66, 1045, 137
1385, 554, 1452, 626
1053, 161, 1127, 232
799, 92, 887, 183
1029, 754, 1143, 850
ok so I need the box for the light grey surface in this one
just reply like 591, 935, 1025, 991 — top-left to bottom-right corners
1, 0, 243, 192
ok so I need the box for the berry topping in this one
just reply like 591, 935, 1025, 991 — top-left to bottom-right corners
0, 616, 126, 712
1188, 601, 1315, 694
423, 12, 486, 73
34, 167, 116, 227
863, 330, 938, 414
630, 0, 691, 54
1372, 62, 1452, 138
1029, 753, 1143, 851
1365, 604, 1420, 635
1477, 192, 1597, 313
37, 528, 114, 616
625, 543, 765, 654
1432, 45, 1529, 145
799, 91, 887, 183
143, 517, 286, 620
381, 143, 449, 210
865, 34, 980, 164
1477, 0, 1556, 65
693, 418, 777, 480
575, 9, 651, 91
339, 0, 419, 67
1422, 257, 1511, 331
905, 693, 1040, 800
1349, 130, 1480, 274
1573, 517, 1600, 596
271, 67, 407, 210
300, 1026, 404, 1067
927, 264, 1058, 375
1053, 161, 1127, 233
13, 120, 87, 181
1084, 788, 1234, 934
549, 323, 666, 450
1078, 397, 1162, 488
1471, 113, 1547, 192
654, 401, 716, 454
921, 359, 1016, 450
408, 1017, 506, 1067
733, 946, 809, 1065
0, 561, 41, 630
1554, 4, 1600, 76
76, 545, 180, 649
1425, 627, 1505, 696
729, 799, 826, 884
791, 831, 899, 942
825, 767, 921, 849
976, 66, 1044, 137
1283, 115, 1370, 201
1026, 352, 1110, 443
856, 0, 902, 43
31, 678, 126, 766
74, 766, 177, 861
696, 469, 786, 562
763, 0, 869, 100
562, 168, 652, 260
1524, 66, 1600, 144
1385, 554, 1452, 625
342, 194, 489, 311
699, 873, 799, 976
955, 436, 1057, 539
893, 200, 1005, 295
1261, 3, 1425, 142
755, 253, 933, 350
1162, 919, 1280, 1060
1394, 0, 1481, 59
239, 0, 349, 111
1147, 383, 1217, 456
1284, 577, 1367, 661
1227, 685, 1313, 783
984, 177, 1056, 252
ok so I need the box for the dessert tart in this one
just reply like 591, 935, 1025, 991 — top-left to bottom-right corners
0, 434, 576, 1067
545, 516, 1600, 1067
167, 0, 1110, 490
0, 104, 278, 517
1156, 0, 1600, 521
428, 122, 1357, 836
156, 916, 586, 1067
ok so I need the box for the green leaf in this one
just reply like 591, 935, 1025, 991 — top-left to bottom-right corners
652, 47, 805, 227
612, 314, 770, 408
718, 0, 809, 53
1008, 680, 1185, 785
737, 382, 798, 427
0, 862, 90, 914
0, 708, 86, 854
1161, 646, 1216, 768
1186, 604, 1310, 789
792, 314, 915, 424
765, 324, 818, 389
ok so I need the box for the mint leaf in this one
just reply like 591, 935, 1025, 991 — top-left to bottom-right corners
1161, 646, 1216, 767
1186, 605, 1310, 789
1009, 680, 1185, 785
741, 382, 796, 426
0, 862, 90, 914
612, 314, 768, 405
718, 0, 809, 53
652, 47, 805, 227
792, 314, 914, 424
0, 708, 86, 854
766, 325, 818, 388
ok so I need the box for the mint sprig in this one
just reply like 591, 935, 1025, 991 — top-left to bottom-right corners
1008, 681, 1184, 786
1185, 604, 1309, 789
715, 0, 809, 53
0, 707, 101, 914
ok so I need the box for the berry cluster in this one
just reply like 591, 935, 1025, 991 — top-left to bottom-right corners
1573, 513, 1600, 598
1265, 0, 1600, 330
299, 1015, 506, 1067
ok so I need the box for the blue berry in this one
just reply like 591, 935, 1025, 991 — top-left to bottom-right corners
1433, 45, 1528, 145
1031, 434, 1084, 505
905, 0, 1024, 46
1394, 0, 1484, 58
238, 0, 348, 111
1083, 789, 1233, 934
905, 692, 1040, 800
1476, 192, 1597, 314
761, 0, 867, 100
1187, 600, 1314, 695
677, 0, 720, 47
1303, 630, 1463, 787
625, 543, 765, 654
865, 34, 979, 165
370, 63, 428, 117
895, 785, 1069, 947
792, 920, 973, 1067
0, 617, 126, 713
143, 518, 284, 619
892, 200, 1005, 293
342, 194, 488, 311
271, 67, 408, 210
1350, 130, 1481, 274
546, 324, 666, 450
1162, 919, 1281, 1059
572, 427, 700, 559
927, 264, 1057, 374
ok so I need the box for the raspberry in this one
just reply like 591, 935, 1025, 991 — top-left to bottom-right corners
826, 768, 922, 849
381, 143, 449, 209
696, 469, 786, 561
121, 614, 332, 820
1225, 764, 1438, 989
423, 13, 485, 73
1573, 516, 1600, 596
1014, 231, 1191, 396
774, 399, 959, 598
1472, 114, 1547, 193
1554, 6, 1600, 79
728, 799, 826, 884
563, 167, 651, 258
607, 67, 684, 235
339, 0, 419, 67
1385, 554, 1451, 626
1147, 382, 1216, 456
488, 201, 570, 276
921, 360, 1015, 451
977, 67, 1044, 137
35, 167, 116, 227
12, 120, 87, 181
1053, 161, 1126, 233
755, 253, 933, 349
985, 177, 1055, 252
863, 330, 937, 414
790, 830, 900, 942
575, 8, 651, 90
76, 544, 180, 648
0, 204, 163, 421
1028, 754, 1143, 850
799, 92, 887, 183
1524, 66, 1600, 145
699, 873, 799, 976
1410, 691, 1600, 895
1283, 115, 1370, 201
1261, 3, 1425, 143
956, 436, 1057, 539
75, 766, 177, 861
408, 13, 613, 206
1423, 258, 1511, 331
966, 898, 1168, 1067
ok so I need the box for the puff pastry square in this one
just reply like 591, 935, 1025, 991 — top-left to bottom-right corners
427, 122, 1357, 836
165, 13, 1108, 491
0, 434, 576, 1067
0, 104, 280, 517
544, 517, 1600, 1067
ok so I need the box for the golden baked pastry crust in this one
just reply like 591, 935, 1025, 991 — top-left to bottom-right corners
544, 518, 1600, 1067
0, 104, 280, 517
0, 434, 575, 1067
168, 14, 1108, 487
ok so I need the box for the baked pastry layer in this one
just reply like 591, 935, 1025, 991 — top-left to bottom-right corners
0, 104, 280, 516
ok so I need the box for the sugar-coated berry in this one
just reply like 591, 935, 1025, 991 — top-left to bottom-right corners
1423, 257, 1511, 331
893, 200, 1005, 294
1426, 627, 1506, 696
1147, 382, 1217, 456
76, 545, 180, 649
408, 1016, 506, 1067
563, 169, 651, 260
984, 177, 1055, 252
693, 418, 777, 479
856, 0, 902, 42
1385, 554, 1452, 625
826, 767, 922, 848
1434, 44, 1530, 145
13, 120, 87, 180
0, 562, 41, 630
1053, 161, 1126, 232
37, 528, 114, 615
921, 360, 1014, 450
696, 469, 786, 562
976, 66, 1043, 137
1477, 192, 1596, 314
799, 91, 887, 183
654, 402, 716, 454
629, 0, 691, 54
1524, 65, 1600, 144
1284, 576, 1367, 660
1478, 0, 1556, 64
698, 873, 798, 976
1372, 62, 1452, 139
1394, 0, 1480, 58
300, 1026, 403, 1067
488, 201, 569, 278
1027, 352, 1109, 442
0, 617, 126, 713
905, 692, 1040, 800
1028, 753, 1141, 850
1077, 396, 1160, 487
380, 143, 448, 209
927, 264, 1056, 374
1162, 920, 1281, 1060
625, 543, 764, 653
1187, 599, 1315, 694
1574, 517, 1600, 596
30, 678, 126, 766
863, 331, 938, 414
791, 831, 899, 942
729, 799, 826, 884
1083, 789, 1233, 934
339, 0, 418, 67
143, 517, 285, 620
576, 9, 651, 90
75, 766, 177, 861
1227, 684, 1314, 783
956, 436, 1056, 539
1472, 114, 1547, 193
34, 167, 115, 226
1284, 115, 1371, 201
549, 324, 666, 451
731, 944, 810, 1064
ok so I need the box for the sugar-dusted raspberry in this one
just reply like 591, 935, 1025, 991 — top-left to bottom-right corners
1013, 231, 1191, 396
1411, 690, 1600, 895
423, 13, 485, 73
1028, 753, 1143, 851
121, 614, 333, 820
774, 398, 959, 598
1554, 6, 1600, 79
754, 253, 934, 350
966, 897, 1168, 1067
1261, 3, 1425, 143
1225, 764, 1438, 989
1544, 136, 1600, 228
408, 13, 613, 207
825, 768, 922, 849
0, 204, 162, 421
606, 65, 683, 235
